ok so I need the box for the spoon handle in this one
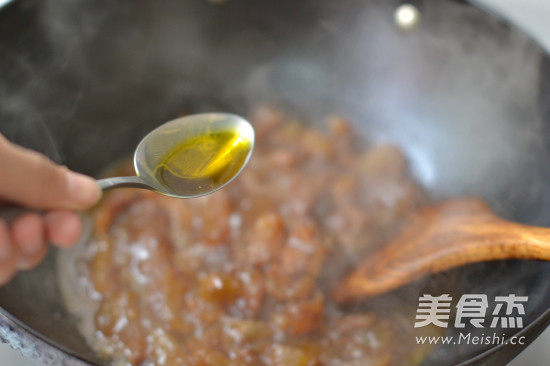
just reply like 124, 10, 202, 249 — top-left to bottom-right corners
97, 176, 151, 191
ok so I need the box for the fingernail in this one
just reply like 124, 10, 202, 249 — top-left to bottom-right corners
67, 172, 102, 209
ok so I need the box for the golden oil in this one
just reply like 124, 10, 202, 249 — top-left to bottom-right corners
154, 129, 252, 196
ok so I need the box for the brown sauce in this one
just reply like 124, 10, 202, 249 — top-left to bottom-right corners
61, 106, 440, 366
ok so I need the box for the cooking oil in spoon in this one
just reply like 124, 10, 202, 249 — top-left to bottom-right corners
98, 113, 254, 198
154, 129, 252, 196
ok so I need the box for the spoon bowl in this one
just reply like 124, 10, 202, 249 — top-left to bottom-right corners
98, 113, 255, 198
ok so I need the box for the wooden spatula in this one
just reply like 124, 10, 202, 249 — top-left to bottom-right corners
332, 199, 550, 304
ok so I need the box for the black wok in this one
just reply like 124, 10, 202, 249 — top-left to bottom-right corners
1, 0, 550, 364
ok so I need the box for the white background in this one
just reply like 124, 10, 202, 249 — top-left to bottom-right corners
1, 0, 550, 364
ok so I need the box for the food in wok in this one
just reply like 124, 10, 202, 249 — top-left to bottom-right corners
59, 106, 441, 365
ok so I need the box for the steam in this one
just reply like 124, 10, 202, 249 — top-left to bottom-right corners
1, 0, 544, 204
340, 2, 543, 210
0, 51, 62, 162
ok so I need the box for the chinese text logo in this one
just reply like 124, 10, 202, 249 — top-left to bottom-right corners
414, 294, 527, 329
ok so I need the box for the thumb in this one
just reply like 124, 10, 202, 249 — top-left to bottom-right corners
0, 134, 101, 210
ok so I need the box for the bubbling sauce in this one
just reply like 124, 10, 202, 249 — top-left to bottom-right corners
59, 106, 441, 366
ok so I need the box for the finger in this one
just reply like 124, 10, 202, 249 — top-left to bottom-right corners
10, 214, 47, 270
0, 220, 17, 285
0, 134, 101, 210
18, 245, 48, 271
44, 210, 83, 248
10, 213, 45, 256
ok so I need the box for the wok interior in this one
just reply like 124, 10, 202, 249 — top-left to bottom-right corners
1, 0, 550, 364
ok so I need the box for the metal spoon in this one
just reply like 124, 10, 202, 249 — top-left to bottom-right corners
0, 113, 254, 223
97, 113, 255, 198
332, 199, 550, 303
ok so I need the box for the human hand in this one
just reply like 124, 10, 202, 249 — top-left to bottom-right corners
0, 134, 101, 285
